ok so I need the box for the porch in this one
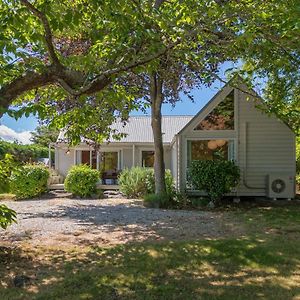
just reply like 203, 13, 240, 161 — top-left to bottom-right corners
49, 142, 164, 180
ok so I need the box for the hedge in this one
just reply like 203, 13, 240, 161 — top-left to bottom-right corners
0, 141, 52, 162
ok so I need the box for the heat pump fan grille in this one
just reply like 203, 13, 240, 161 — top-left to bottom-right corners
271, 179, 286, 194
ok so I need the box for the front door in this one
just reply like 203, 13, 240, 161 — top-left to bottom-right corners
81, 151, 90, 165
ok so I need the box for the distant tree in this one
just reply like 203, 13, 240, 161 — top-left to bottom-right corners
30, 125, 59, 147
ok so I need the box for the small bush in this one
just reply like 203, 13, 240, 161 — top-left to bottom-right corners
65, 164, 100, 197
119, 167, 174, 198
144, 193, 171, 208
188, 160, 240, 205
10, 164, 49, 199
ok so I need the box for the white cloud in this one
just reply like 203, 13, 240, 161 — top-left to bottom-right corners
0, 125, 32, 144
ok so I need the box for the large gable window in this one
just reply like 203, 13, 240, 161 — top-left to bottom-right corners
194, 90, 234, 130
187, 140, 235, 166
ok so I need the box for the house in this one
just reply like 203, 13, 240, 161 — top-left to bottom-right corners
53, 81, 296, 198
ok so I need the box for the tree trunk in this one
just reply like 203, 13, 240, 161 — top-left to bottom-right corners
150, 72, 166, 194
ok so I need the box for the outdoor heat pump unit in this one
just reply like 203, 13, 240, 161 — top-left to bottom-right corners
267, 175, 295, 200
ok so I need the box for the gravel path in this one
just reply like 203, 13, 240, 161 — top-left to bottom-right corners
0, 198, 239, 248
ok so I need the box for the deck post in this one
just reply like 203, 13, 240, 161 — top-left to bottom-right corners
48, 143, 52, 169
74, 149, 76, 165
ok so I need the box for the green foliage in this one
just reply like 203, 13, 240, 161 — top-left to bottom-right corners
144, 192, 171, 209
0, 204, 17, 229
0, 141, 51, 162
118, 167, 174, 198
64, 164, 100, 198
188, 160, 240, 204
10, 164, 49, 199
0, 154, 18, 193
296, 137, 300, 185
30, 125, 59, 147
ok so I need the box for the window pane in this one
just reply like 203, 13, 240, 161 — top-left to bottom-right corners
101, 152, 118, 172
81, 150, 90, 165
142, 151, 154, 167
194, 90, 234, 130
188, 140, 229, 166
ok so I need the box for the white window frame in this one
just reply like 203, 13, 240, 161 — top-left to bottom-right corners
185, 138, 237, 189
100, 149, 123, 170
192, 88, 238, 134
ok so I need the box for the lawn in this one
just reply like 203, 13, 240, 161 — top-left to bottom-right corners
1, 204, 300, 300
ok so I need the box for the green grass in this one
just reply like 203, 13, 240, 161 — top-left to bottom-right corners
1, 205, 300, 300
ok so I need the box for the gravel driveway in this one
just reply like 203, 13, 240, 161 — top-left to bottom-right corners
0, 198, 239, 248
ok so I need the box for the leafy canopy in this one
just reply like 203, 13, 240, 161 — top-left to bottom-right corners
0, 0, 299, 143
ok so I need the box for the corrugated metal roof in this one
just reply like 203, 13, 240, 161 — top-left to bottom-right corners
57, 115, 193, 144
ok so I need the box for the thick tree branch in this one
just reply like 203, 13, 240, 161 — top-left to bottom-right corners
0, 66, 58, 112
20, 0, 61, 66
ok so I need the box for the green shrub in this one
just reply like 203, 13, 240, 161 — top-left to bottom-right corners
10, 164, 49, 199
0, 154, 18, 193
65, 164, 100, 197
144, 190, 188, 209
188, 160, 240, 205
118, 167, 174, 198
0, 204, 17, 229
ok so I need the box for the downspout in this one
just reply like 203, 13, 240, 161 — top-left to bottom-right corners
177, 135, 182, 192
243, 122, 265, 190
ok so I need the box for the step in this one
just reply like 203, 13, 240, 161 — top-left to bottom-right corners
48, 183, 65, 190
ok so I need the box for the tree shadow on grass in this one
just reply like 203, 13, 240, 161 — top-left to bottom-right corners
1, 236, 300, 300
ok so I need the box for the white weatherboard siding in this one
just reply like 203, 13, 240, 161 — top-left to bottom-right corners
170, 141, 177, 185
237, 89, 296, 196
55, 148, 75, 177
122, 148, 133, 169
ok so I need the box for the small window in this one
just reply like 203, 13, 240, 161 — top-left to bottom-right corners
187, 140, 234, 166
142, 151, 155, 167
194, 90, 234, 130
